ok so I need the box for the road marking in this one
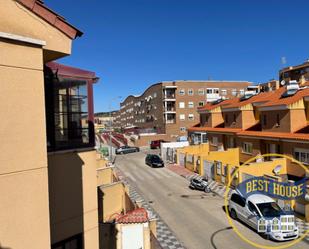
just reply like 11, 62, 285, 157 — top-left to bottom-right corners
153, 168, 172, 178
163, 168, 179, 177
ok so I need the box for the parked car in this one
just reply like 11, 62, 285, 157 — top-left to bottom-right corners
145, 154, 164, 167
228, 190, 299, 241
189, 178, 211, 193
150, 140, 168, 149
115, 146, 140, 154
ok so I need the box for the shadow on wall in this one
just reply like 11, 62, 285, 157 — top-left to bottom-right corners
48, 152, 85, 248
0, 243, 12, 249
99, 222, 117, 249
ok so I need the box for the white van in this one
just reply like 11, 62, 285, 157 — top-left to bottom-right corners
228, 190, 299, 241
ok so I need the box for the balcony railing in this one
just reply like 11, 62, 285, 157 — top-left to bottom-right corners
165, 119, 176, 124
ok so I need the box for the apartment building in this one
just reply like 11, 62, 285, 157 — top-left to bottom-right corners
0, 1, 99, 248
119, 80, 251, 145
188, 81, 309, 219
280, 60, 309, 84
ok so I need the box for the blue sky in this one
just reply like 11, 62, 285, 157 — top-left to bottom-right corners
45, 0, 309, 112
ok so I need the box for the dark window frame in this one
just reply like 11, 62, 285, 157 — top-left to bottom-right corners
44, 65, 95, 152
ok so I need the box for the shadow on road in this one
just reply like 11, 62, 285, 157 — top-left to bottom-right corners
210, 227, 233, 249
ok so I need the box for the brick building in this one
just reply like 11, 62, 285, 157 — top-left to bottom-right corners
118, 80, 251, 145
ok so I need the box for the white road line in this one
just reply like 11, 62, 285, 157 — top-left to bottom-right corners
145, 169, 162, 179
153, 168, 172, 178
163, 168, 179, 177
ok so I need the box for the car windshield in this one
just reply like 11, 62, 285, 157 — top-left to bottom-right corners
151, 155, 161, 162
256, 202, 284, 218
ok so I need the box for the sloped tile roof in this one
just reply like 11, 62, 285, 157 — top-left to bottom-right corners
188, 126, 241, 133
115, 208, 149, 224
16, 0, 83, 39
197, 98, 239, 112
237, 130, 309, 141
260, 87, 309, 107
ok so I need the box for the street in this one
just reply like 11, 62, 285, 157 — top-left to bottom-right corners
115, 150, 307, 249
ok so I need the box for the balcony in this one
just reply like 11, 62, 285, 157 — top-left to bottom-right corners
163, 89, 176, 100
164, 105, 176, 113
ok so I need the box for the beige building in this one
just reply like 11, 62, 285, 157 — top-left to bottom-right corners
0, 1, 99, 249
118, 80, 251, 146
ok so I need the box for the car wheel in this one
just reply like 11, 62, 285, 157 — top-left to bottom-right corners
204, 187, 211, 193
230, 209, 237, 220
120, 151, 124, 155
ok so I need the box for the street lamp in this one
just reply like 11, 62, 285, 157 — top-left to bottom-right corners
109, 96, 122, 162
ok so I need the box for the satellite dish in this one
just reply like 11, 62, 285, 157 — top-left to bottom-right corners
273, 165, 282, 175
280, 80, 286, 86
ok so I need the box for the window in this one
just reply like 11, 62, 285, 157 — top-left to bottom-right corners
242, 142, 253, 154
214, 88, 219, 94
212, 136, 218, 146
198, 101, 205, 107
263, 115, 267, 126
239, 89, 245, 95
44, 66, 94, 151
225, 114, 229, 123
248, 201, 259, 215
153, 92, 157, 98
188, 102, 194, 108
221, 89, 227, 95
294, 148, 309, 164
180, 127, 186, 132
188, 114, 194, 121
179, 114, 185, 121
188, 89, 194, 95
233, 113, 236, 123
206, 89, 212, 94
276, 114, 280, 126
179, 102, 185, 108
198, 88, 205, 95
232, 89, 237, 96
231, 193, 246, 207
179, 89, 185, 95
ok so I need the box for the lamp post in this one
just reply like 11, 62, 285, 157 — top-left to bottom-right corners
109, 96, 122, 162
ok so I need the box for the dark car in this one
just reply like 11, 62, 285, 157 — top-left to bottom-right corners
115, 146, 140, 154
150, 140, 168, 149
145, 154, 164, 167
189, 178, 211, 193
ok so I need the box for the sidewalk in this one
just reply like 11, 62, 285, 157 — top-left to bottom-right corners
166, 164, 227, 198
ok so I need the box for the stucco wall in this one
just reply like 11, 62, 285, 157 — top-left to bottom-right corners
98, 182, 135, 222
0, 0, 72, 60
0, 39, 51, 249
48, 149, 99, 249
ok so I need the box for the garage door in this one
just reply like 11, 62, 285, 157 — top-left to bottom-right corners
122, 224, 144, 249
179, 153, 185, 167
203, 160, 214, 180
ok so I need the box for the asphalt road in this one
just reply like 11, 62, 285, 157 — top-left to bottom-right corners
115, 150, 307, 249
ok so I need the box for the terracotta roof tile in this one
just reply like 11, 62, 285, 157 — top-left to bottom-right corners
260, 87, 309, 107
222, 90, 285, 109
237, 130, 309, 141
197, 98, 239, 112
16, 0, 83, 39
188, 126, 242, 133
115, 208, 149, 224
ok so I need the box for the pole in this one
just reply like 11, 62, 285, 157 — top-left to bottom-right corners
109, 104, 112, 162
